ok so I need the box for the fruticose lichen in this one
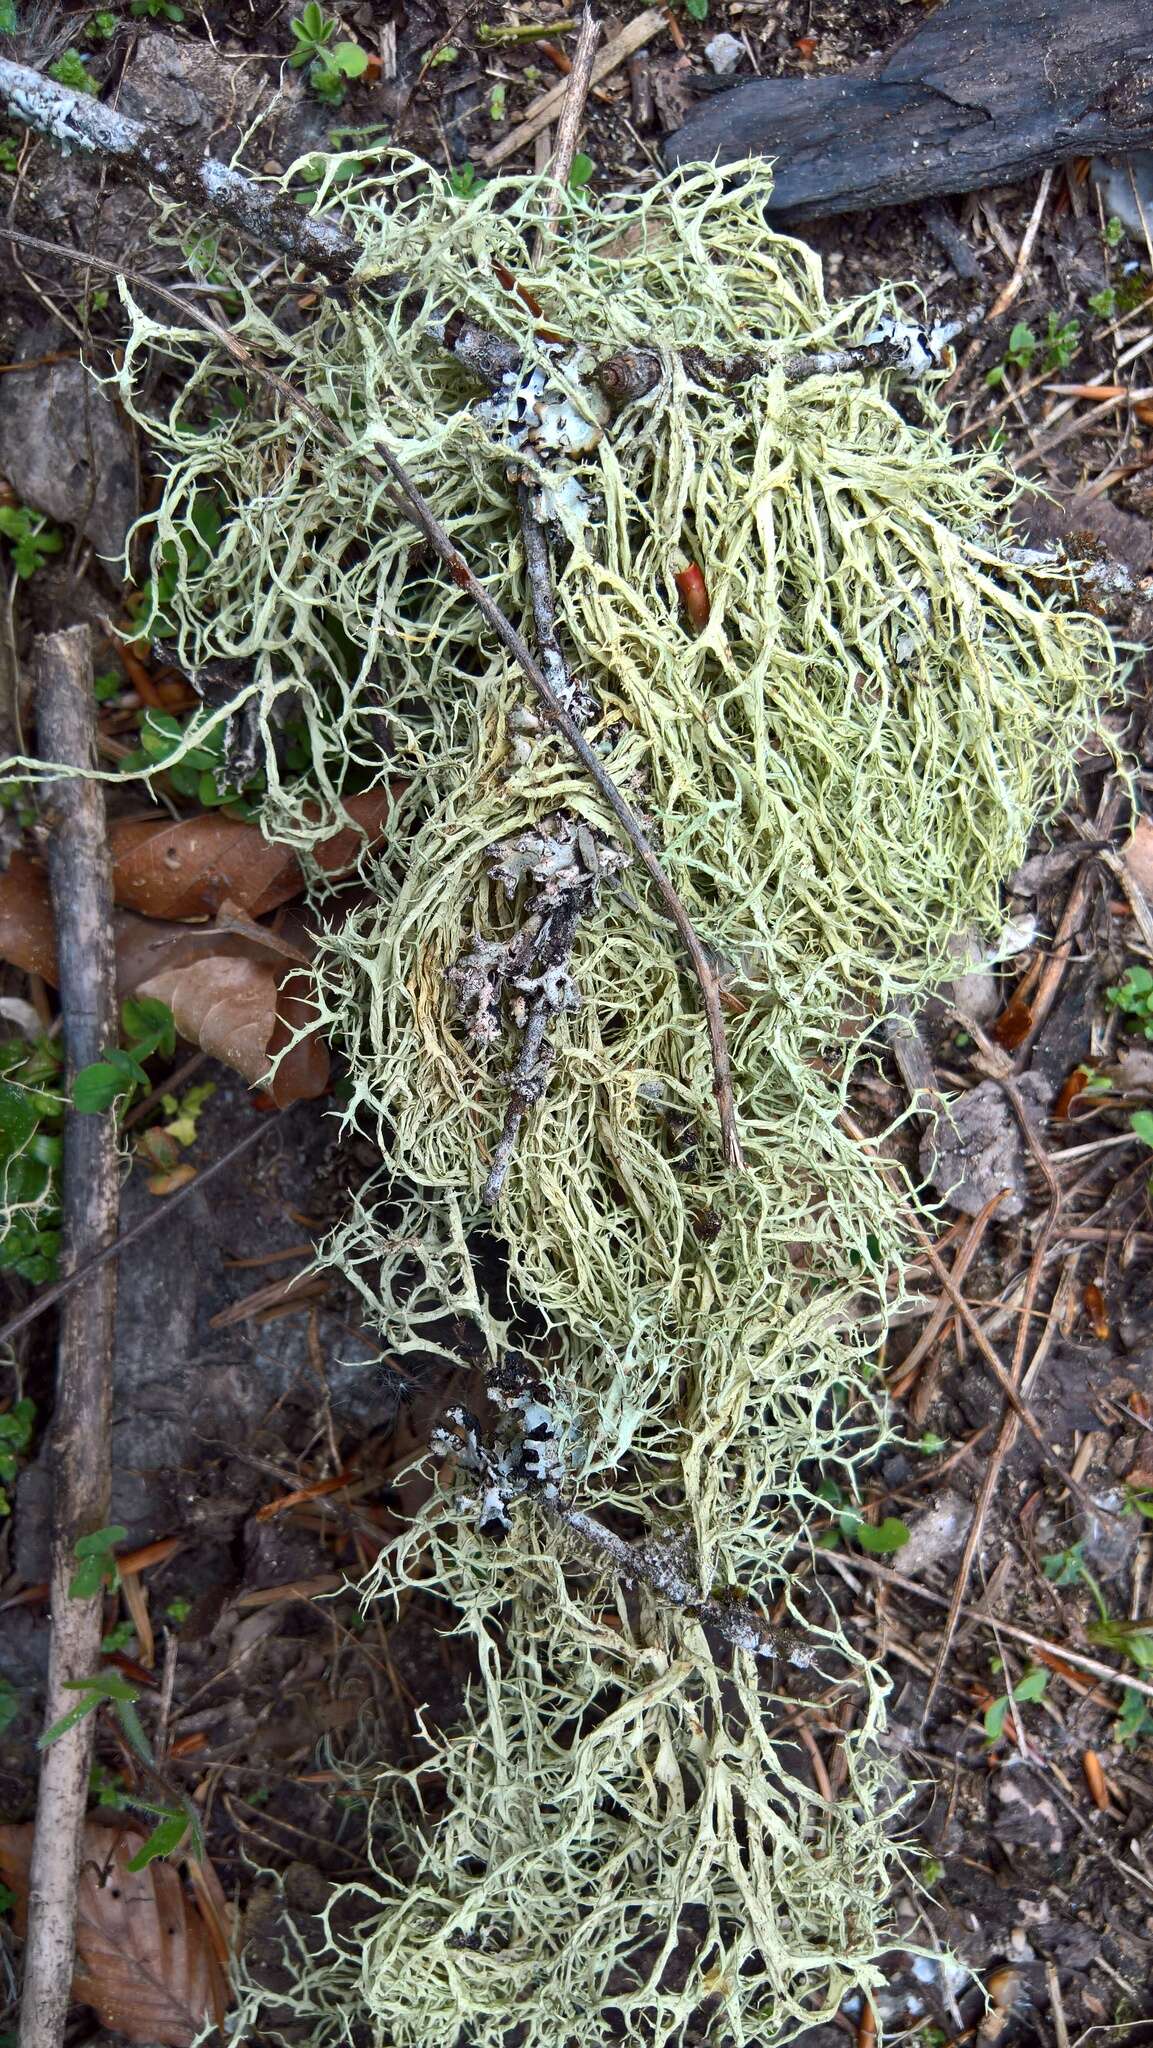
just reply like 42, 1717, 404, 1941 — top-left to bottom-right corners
111, 153, 1110, 2046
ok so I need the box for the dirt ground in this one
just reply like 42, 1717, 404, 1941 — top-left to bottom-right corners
3, 2, 1153, 2046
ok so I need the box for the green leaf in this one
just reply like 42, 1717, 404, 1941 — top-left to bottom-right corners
121, 995, 176, 1061
0, 1079, 38, 1159
125, 1810, 190, 1870
917, 1432, 949, 1455
1131, 1110, 1153, 1148
568, 152, 595, 191
1013, 1666, 1048, 1703
39, 1669, 138, 1748
983, 1694, 1009, 1741
331, 40, 369, 76
684, 0, 708, 18
72, 1061, 126, 1114
0, 1, 18, 33
1116, 1685, 1153, 1747
841, 1513, 910, 1554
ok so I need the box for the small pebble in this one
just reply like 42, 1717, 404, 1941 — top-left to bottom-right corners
704, 32, 744, 75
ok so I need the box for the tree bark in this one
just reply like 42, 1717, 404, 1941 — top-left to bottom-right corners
20, 626, 119, 2048
665, 0, 1153, 221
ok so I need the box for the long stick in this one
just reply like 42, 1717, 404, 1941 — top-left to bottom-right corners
20, 627, 118, 2048
0, 221, 744, 1168
532, 7, 600, 262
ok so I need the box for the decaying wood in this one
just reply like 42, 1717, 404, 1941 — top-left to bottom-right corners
20, 627, 119, 2048
666, 0, 1153, 220
481, 8, 666, 170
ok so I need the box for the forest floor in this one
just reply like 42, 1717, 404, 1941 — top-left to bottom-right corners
3, 3, 1153, 2047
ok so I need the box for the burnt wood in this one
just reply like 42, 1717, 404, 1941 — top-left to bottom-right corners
665, 0, 1153, 221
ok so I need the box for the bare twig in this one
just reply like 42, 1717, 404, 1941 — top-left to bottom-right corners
0, 221, 746, 1168
20, 627, 118, 2048
481, 9, 666, 168
0, 1110, 290, 1352
533, 7, 600, 262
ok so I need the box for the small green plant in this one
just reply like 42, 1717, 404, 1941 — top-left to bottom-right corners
1115, 1685, 1153, 1747
121, 705, 265, 812
165, 1595, 192, 1625
138, 490, 222, 637
986, 312, 1080, 388
69, 1523, 128, 1600
568, 152, 595, 192
86, 11, 119, 39
44, 1663, 202, 1868
0, 502, 64, 578
0, 137, 20, 174
93, 667, 123, 701
0, 1036, 65, 1285
683, 0, 708, 19
48, 48, 98, 93
1106, 964, 1153, 1037
1088, 1616, 1153, 1672
73, 997, 176, 1116
448, 161, 484, 199
1105, 214, 1126, 248
0, 1399, 35, 1519
983, 1662, 1048, 1742
288, 3, 369, 105
816, 1478, 910, 1554
131, 0, 185, 19
1088, 286, 1117, 319
488, 81, 506, 123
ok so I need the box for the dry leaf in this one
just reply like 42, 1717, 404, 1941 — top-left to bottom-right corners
110, 787, 397, 922
0, 1822, 229, 2046
0, 851, 59, 981
1123, 814, 1153, 906
136, 955, 279, 1087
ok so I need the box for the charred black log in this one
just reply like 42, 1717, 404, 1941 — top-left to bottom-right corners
665, 0, 1153, 221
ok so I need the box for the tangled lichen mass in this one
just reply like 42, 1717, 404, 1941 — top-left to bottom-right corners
115, 155, 1110, 2044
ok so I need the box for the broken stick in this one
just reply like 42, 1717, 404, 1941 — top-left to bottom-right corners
20, 627, 118, 2048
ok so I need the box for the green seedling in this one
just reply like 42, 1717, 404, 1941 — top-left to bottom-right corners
87, 11, 119, 39
93, 668, 123, 701
0, 1399, 35, 1518
1105, 214, 1126, 248
0, 1036, 65, 1285
0, 137, 21, 174
120, 706, 265, 813
1106, 964, 1153, 1037
44, 1663, 202, 1868
815, 1478, 910, 1554
448, 161, 484, 198
131, 0, 185, 18
983, 1662, 1048, 1742
48, 48, 97, 93
73, 997, 176, 1116
568, 152, 595, 192
138, 490, 223, 639
165, 1596, 192, 1625
69, 1524, 128, 1600
683, 0, 708, 18
0, 502, 64, 578
288, 3, 369, 105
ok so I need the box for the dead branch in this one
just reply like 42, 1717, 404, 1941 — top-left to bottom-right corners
532, 8, 601, 263
20, 626, 118, 2048
0, 220, 747, 1169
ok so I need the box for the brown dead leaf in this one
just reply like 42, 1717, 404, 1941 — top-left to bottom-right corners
110, 787, 397, 922
1123, 814, 1153, 907
136, 955, 279, 1087
0, 1822, 229, 2046
0, 851, 59, 981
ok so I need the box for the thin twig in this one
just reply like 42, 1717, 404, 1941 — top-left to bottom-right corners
832, 1552, 1153, 1705
0, 221, 745, 1169
0, 1110, 290, 1352
20, 627, 118, 2048
532, 7, 600, 263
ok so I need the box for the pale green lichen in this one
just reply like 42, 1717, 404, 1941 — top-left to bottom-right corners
109, 153, 1111, 2044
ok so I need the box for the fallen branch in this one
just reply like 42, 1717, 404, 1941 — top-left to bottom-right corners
665, 0, 1153, 220
20, 626, 118, 2048
531, 7, 601, 263
0, 220, 746, 1168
